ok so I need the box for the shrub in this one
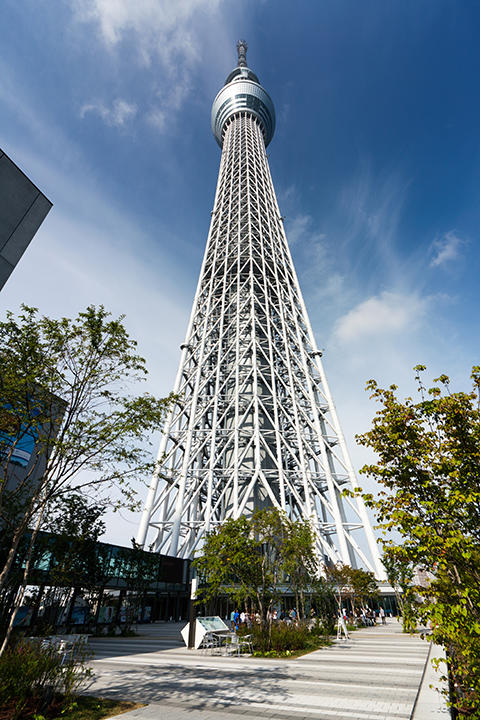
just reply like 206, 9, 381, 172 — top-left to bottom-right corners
0, 638, 92, 720
309, 617, 335, 638
246, 621, 330, 656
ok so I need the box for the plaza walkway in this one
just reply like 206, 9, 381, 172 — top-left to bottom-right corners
86, 621, 436, 720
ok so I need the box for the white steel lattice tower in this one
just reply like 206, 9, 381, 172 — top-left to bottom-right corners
137, 42, 384, 578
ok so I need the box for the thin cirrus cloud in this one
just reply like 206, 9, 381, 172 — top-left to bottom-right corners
333, 291, 429, 343
70, 0, 229, 135
337, 163, 410, 281
146, 108, 167, 131
146, 78, 192, 131
286, 213, 326, 247
430, 231, 465, 268
69, 0, 222, 75
80, 98, 137, 127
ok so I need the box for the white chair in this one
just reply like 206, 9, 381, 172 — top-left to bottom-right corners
201, 632, 221, 654
224, 632, 252, 655
239, 633, 253, 654
224, 633, 240, 655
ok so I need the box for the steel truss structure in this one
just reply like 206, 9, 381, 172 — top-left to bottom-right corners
137, 42, 384, 579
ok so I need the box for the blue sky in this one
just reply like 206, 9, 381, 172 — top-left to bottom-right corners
1, 0, 479, 545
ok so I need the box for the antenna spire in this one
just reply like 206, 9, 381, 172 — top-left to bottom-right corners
237, 39, 247, 67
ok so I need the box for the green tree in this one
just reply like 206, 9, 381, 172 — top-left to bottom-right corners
357, 366, 480, 715
323, 563, 379, 617
194, 508, 320, 634
381, 547, 419, 633
0, 305, 173, 652
41, 493, 108, 629
250, 508, 288, 626
323, 562, 352, 615
114, 540, 159, 633
349, 567, 378, 613
193, 514, 269, 622
309, 578, 337, 634
282, 517, 318, 620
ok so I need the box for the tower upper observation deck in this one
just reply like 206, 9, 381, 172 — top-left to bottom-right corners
211, 40, 275, 148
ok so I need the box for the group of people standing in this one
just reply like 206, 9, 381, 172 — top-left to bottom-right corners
229, 607, 302, 631
229, 610, 255, 630
341, 606, 387, 626
229, 605, 388, 631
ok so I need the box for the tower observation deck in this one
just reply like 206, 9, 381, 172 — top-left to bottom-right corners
137, 41, 384, 578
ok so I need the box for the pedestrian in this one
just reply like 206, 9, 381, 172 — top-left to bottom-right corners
379, 607, 386, 625
233, 609, 240, 631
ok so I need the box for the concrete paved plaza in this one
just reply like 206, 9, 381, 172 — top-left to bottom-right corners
86, 620, 443, 720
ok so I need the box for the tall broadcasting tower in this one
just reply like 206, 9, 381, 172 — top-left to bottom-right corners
138, 42, 384, 578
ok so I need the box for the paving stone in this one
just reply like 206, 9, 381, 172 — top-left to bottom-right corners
88, 621, 431, 719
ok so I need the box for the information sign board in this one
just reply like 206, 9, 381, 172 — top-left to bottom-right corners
181, 615, 229, 649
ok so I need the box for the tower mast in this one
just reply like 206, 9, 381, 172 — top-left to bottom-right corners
137, 42, 385, 579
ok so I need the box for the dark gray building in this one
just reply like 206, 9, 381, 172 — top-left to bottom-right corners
0, 149, 52, 290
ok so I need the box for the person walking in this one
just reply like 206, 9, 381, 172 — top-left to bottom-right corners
337, 610, 350, 641
233, 609, 240, 631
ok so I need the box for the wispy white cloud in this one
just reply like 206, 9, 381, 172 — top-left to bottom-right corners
70, 0, 220, 68
333, 291, 428, 343
286, 213, 326, 247
0, 56, 194, 545
284, 213, 345, 309
282, 164, 415, 331
146, 107, 167, 131
146, 75, 191, 132
279, 185, 295, 202
338, 163, 411, 279
70, 0, 227, 133
430, 230, 465, 267
80, 98, 137, 126
325, 287, 451, 495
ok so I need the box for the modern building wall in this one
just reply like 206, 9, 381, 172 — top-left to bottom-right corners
0, 149, 52, 290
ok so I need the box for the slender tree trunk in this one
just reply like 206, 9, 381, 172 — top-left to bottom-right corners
52, 586, 67, 627
29, 583, 45, 630
0, 513, 32, 596
65, 586, 79, 630
0, 502, 46, 655
94, 587, 104, 628
114, 590, 125, 627
300, 588, 305, 621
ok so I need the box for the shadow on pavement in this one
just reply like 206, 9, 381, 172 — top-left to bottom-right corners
87, 661, 291, 711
